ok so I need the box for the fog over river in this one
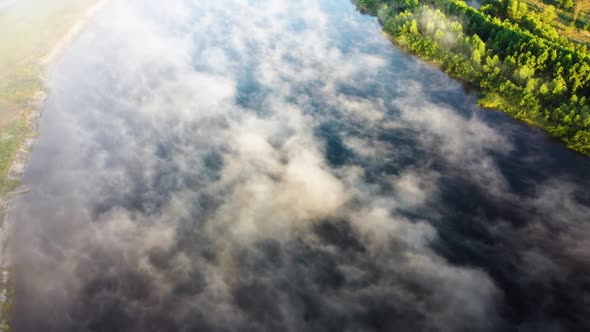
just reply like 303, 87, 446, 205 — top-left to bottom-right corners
8, 0, 590, 331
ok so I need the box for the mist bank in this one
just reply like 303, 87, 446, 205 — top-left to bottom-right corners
8, 0, 590, 331
355, 0, 590, 157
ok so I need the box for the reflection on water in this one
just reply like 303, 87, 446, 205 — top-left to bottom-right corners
9, 0, 590, 331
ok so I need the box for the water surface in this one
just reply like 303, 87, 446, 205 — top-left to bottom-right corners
10, 0, 590, 331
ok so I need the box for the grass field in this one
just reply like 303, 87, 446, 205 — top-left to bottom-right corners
0, 0, 97, 195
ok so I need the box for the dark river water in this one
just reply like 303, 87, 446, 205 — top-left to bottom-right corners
9, 0, 590, 331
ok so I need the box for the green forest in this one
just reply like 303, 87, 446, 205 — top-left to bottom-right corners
356, 0, 590, 157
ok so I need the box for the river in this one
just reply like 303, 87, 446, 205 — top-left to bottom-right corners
8, 0, 590, 331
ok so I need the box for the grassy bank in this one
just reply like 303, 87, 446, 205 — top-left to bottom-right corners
0, 0, 98, 195
0, 118, 26, 194
0, 0, 97, 102
356, 0, 590, 157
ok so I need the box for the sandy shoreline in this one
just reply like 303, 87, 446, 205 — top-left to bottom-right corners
40, 0, 109, 66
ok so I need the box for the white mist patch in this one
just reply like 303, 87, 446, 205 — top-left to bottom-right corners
394, 89, 513, 196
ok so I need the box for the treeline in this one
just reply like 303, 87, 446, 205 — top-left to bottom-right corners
356, 0, 590, 156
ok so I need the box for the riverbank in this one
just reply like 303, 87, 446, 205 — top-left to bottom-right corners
0, 0, 107, 329
356, 0, 590, 158
381, 27, 590, 156
0, 0, 106, 191
6, 0, 108, 183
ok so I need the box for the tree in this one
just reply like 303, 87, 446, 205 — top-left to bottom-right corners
357, 0, 380, 13
410, 19, 419, 35
559, 0, 574, 10
552, 76, 568, 95
471, 34, 486, 65
401, 0, 419, 10
507, 0, 520, 18
542, 5, 557, 23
